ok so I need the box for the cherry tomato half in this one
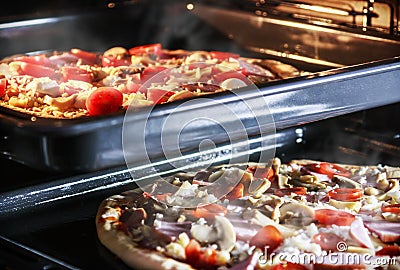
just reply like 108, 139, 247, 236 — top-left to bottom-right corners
381, 203, 400, 214
314, 209, 355, 226
249, 225, 283, 253
307, 162, 351, 178
85, 87, 123, 116
274, 187, 307, 197
129, 43, 162, 55
328, 188, 363, 202
312, 232, 345, 252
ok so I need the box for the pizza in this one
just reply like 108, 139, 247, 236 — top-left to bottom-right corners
96, 158, 400, 269
0, 44, 301, 119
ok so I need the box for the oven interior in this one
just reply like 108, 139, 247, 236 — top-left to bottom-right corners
0, 0, 400, 269
1, 102, 400, 269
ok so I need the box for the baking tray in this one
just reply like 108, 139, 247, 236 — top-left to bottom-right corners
1, 57, 400, 172
0, 102, 400, 269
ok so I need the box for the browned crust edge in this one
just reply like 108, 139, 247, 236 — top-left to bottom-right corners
95, 199, 194, 270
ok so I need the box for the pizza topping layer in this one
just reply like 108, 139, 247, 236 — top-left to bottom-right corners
96, 158, 400, 269
0, 45, 303, 118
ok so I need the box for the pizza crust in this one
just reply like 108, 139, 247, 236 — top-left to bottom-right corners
96, 200, 194, 270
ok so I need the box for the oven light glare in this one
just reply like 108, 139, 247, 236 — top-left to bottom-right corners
0, 18, 59, 29
298, 4, 349, 16
187, 3, 194, 10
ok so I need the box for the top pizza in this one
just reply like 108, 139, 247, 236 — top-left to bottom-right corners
0, 44, 301, 118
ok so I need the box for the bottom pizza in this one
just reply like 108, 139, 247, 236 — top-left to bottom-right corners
96, 158, 400, 269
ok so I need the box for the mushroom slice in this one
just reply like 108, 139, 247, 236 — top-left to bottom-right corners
385, 167, 400, 179
378, 179, 399, 201
290, 175, 326, 191
45, 94, 77, 111
214, 216, 236, 251
279, 202, 315, 226
190, 223, 218, 244
189, 216, 236, 251
167, 90, 195, 102
332, 175, 362, 189
277, 174, 292, 189
248, 178, 271, 197
329, 199, 362, 212
243, 209, 294, 238
272, 157, 281, 176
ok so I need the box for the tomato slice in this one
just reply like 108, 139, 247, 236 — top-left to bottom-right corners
193, 203, 227, 220
0, 78, 7, 97
225, 183, 244, 201
129, 43, 162, 55
381, 203, 400, 214
307, 162, 351, 178
85, 87, 123, 116
312, 232, 345, 251
328, 188, 363, 202
271, 262, 308, 270
147, 88, 174, 104
376, 245, 400, 257
212, 70, 246, 84
314, 209, 355, 226
18, 62, 57, 78
249, 225, 283, 253
247, 166, 274, 180
185, 239, 218, 268
274, 187, 307, 197
210, 51, 240, 61
62, 66, 92, 82
70, 48, 99, 65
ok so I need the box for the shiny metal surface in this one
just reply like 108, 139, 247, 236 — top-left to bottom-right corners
193, 4, 400, 67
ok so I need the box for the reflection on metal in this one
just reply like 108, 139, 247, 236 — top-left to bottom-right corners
246, 45, 344, 68
0, 18, 60, 29
192, 4, 400, 66
298, 4, 350, 16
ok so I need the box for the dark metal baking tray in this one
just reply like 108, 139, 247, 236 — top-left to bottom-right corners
1, 57, 400, 172
0, 103, 400, 269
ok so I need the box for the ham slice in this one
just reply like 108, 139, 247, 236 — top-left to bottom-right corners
228, 215, 262, 241
350, 218, 374, 250
363, 220, 400, 243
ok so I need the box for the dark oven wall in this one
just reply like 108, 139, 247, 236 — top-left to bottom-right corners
0, 1, 254, 60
